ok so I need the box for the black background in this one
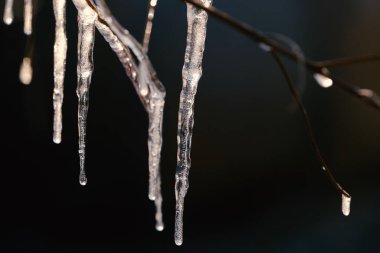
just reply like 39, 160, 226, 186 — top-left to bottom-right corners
1, 0, 380, 252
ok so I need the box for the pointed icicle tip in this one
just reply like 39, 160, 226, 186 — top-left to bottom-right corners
342, 194, 351, 216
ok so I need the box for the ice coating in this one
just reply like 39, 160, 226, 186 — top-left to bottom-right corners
342, 194, 351, 216
175, 0, 212, 246
154, 172, 164, 231
314, 73, 333, 88
52, 0, 68, 144
142, 0, 158, 52
72, 0, 97, 186
24, 0, 33, 35
3, 0, 14, 25
19, 57, 33, 85
95, 8, 166, 229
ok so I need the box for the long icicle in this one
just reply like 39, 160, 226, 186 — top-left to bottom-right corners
142, 0, 158, 52
52, 0, 68, 144
72, 0, 97, 186
94, 0, 165, 230
175, 0, 212, 246
3, 0, 14, 25
24, 0, 33, 35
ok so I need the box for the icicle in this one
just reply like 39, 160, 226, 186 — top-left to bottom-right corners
24, 0, 33, 35
175, 0, 212, 246
19, 57, 33, 85
96, 18, 166, 208
94, 0, 166, 224
342, 194, 351, 216
142, 0, 158, 52
52, 0, 68, 144
3, 0, 14, 25
154, 172, 164, 231
72, 0, 97, 186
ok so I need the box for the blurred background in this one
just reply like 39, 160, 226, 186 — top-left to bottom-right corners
1, 0, 380, 252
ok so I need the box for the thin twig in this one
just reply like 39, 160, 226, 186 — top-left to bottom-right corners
271, 52, 350, 198
182, 0, 380, 112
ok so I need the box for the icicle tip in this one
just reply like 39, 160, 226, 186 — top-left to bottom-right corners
19, 57, 33, 85
79, 174, 87, 186
341, 193, 351, 216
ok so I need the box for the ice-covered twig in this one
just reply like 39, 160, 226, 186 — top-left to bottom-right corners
3, 0, 14, 25
52, 0, 68, 144
72, 0, 97, 186
175, 0, 212, 246
79, 0, 166, 229
143, 0, 158, 52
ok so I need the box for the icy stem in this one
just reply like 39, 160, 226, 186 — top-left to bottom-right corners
3, 0, 14, 25
19, 57, 33, 85
95, 0, 166, 210
342, 194, 351, 216
72, 0, 97, 186
24, 0, 33, 35
175, 0, 212, 246
52, 0, 68, 144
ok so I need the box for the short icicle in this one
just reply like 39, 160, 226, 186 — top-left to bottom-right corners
3, 0, 14, 25
342, 193, 351, 216
72, 0, 97, 186
175, 0, 212, 246
19, 57, 33, 85
24, 0, 33, 35
142, 0, 158, 52
52, 0, 68, 144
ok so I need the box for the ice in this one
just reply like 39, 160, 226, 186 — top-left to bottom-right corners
19, 57, 33, 85
143, 0, 158, 52
175, 0, 212, 246
52, 0, 68, 144
94, 0, 166, 229
72, 0, 97, 186
3, 0, 14, 25
342, 194, 351, 216
24, 0, 33, 35
314, 69, 333, 88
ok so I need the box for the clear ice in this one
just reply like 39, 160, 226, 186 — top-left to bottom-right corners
19, 57, 33, 85
342, 194, 351, 216
175, 0, 212, 246
314, 72, 333, 88
142, 0, 158, 52
52, 0, 68, 144
3, 0, 14, 25
94, 0, 166, 230
72, 0, 97, 186
24, 0, 33, 35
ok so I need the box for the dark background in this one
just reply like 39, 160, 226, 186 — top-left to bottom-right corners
1, 0, 380, 252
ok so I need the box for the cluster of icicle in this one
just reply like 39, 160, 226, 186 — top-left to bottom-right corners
2, 0, 351, 246
70, 0, 166, 231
